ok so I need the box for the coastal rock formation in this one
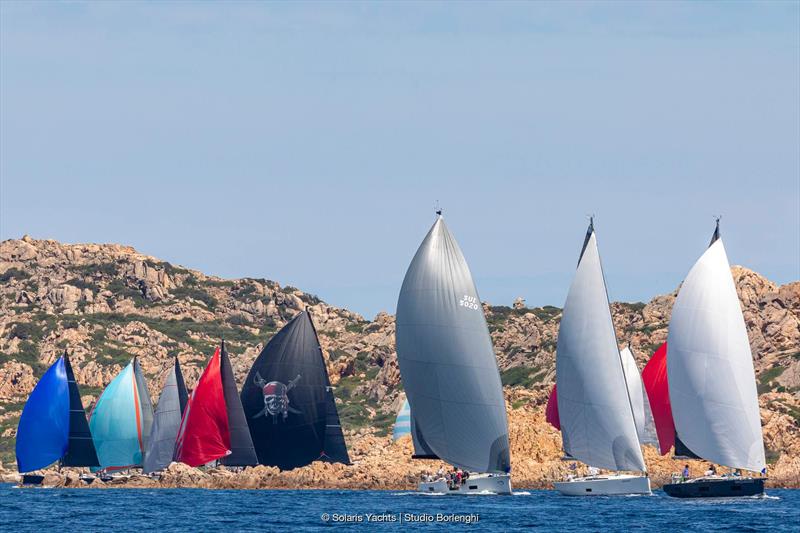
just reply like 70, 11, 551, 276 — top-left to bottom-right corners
0, 236, 798, 489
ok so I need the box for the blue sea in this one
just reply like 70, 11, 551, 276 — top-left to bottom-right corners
1, 484, 798, 532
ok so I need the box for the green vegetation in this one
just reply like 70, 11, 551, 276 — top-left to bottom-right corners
765, 448, 781, 465
500, 365, 545, 388
531, 306, 561, 323
171, 285, 218, 310
618, 302, 646, 313
70, 262, 119, 277
66, 277, 99, 292
345, 322, 365, 334
758, 365, 786, 394
0, 268, 31, 283
205, 279, 235, 288
107, 279, 148, 306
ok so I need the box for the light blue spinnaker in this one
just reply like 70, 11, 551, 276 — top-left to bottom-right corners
89, 360, 148, 470
15, 357, 70, 473
392, 399, 411, 441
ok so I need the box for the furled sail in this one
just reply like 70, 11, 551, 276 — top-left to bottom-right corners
392, 399, 411, 441
241, 311, 350, 469
545, 385, 560, 430
555, 222, 646, 472
666, 224, 766, 472
620, 347, 659, 447
219, 341, 258, 467
175, 347, 231, 467
396, 215, 510, 474
133, 357, 154, 451
89, 360, 150, 470
143, 359, 188, 474
16, 356, 70, 473
61, 352, 100, 467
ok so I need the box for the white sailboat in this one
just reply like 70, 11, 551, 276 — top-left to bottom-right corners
662, 220, 767, 498
553, 219, 651, 496
396, 211, 512, 495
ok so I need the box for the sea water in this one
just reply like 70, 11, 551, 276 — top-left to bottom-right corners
1, 484, 798, 532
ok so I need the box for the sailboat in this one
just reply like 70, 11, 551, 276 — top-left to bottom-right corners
240, 311, 350, 470
175, 341, 258, 467
552, 219, 650, 496
396, 211, 512, 495
392, 398, 411, 441
661, 220, 766, 498
546, 347, 659, 449
143, 358, 189, 474
89, 357, 154, 472
16, 351, 100, 485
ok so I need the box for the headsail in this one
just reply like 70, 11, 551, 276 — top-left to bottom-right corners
241, 311, 350, 469
392, 399, 411, 441
555, 222, 646, 472
545, 385, 560, 430
61, 352, 100, 467
620, 347, 659, 448
175, 347, 231, 467
15, 356, 70, 473
143, 359, 188, 474
89, 360, 148, 470
641, 343, 675, 455
219, 341, 258, 467
133, 357, 154, 452
666, 224, 766, 472
396, 215, 510, 474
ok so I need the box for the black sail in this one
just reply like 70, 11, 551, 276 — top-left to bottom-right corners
61, 352, 100, 467
241, 311, 350, 469
219, 341, 259, 467
174, 357, 189, 415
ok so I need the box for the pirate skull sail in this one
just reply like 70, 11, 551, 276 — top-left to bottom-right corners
241, 310, 350, 469
16, 351, 100, 474
395, 213, 512, 493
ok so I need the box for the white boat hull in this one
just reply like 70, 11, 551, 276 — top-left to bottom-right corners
554, 474, 651, 496
419, 473, 512, 495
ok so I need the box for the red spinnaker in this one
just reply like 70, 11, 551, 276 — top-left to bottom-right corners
545, 384, 560, 430
641, 342, 674, 455
175, 348, 231, 466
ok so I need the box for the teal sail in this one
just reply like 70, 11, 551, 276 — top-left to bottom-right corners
392, 399, 411, 441
89, 359, 149, 470
15, 356, 70, 473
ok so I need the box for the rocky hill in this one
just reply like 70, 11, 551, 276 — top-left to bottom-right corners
1, 236, 799, 486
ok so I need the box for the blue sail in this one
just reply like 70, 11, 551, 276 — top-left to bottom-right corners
89, 361, 145, 470
16, 356, 70, 473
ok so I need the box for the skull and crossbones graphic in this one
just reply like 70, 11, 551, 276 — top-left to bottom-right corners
252, 372, 302, 422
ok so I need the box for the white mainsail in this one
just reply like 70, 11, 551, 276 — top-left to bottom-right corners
396, 214, 511, 474
667, 232, 766, 473
555, 223, 646, 472
620, 347, 659, 448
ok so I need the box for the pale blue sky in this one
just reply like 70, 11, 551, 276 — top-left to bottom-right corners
1, 1, 798, 319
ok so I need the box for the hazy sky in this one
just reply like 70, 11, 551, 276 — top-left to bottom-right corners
1, 1, 798, 319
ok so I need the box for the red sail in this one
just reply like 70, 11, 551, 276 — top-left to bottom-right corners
175, 348, 231, 466
641, 342, 674, 455
545, 384, 560, 430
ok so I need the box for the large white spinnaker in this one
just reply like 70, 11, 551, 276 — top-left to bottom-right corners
555, 222, 646, 472
396, 214, 511, 474
620, 347, 659, 448
666, 228, 766, 473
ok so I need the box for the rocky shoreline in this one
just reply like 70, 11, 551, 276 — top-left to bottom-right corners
4, 397, 800, 490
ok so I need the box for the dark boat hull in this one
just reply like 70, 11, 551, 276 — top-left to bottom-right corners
663, 478, 764, 498
20, 474, 45, 486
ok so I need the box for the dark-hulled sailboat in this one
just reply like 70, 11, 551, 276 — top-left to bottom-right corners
16, 351, 100, 484
661, 220, 767, 498
240, 310, 350, 470
395, 212, 512, 495
143, 358, 189, 474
